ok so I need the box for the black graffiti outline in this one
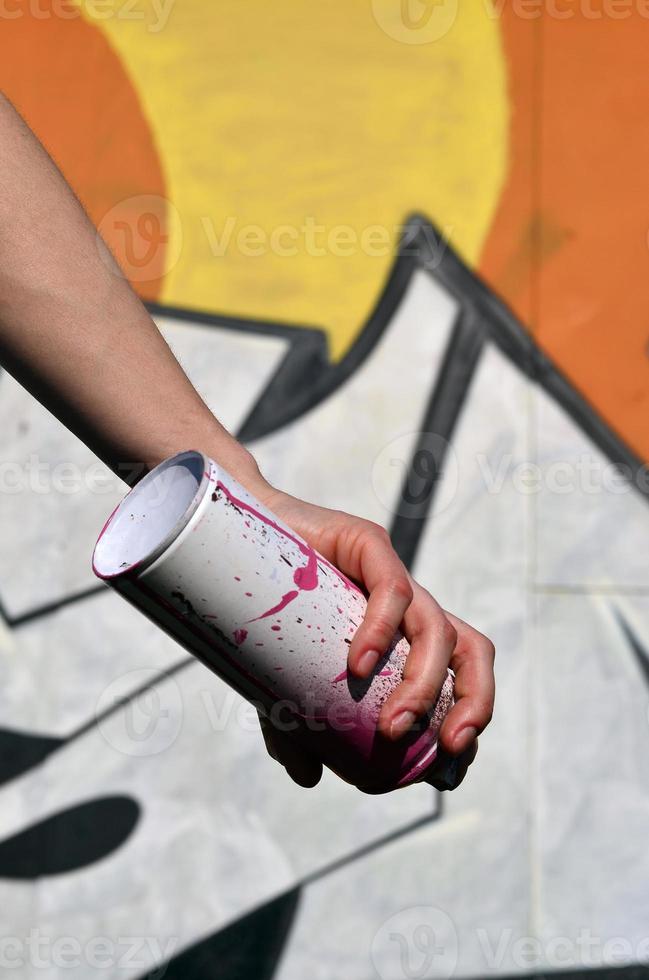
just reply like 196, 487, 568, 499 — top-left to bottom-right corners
0, 216, 648, 979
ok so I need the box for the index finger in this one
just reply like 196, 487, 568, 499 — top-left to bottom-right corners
345, 526, 414, 678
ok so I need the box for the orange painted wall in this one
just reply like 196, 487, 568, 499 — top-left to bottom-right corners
482, 2, 649, 463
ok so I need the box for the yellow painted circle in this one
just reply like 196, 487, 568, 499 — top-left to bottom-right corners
80, 0, 507, 357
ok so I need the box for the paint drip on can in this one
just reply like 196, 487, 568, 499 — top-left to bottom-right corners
92, 450, 456, 793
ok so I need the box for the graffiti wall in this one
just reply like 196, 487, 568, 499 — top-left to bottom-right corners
1, 1, 648, 977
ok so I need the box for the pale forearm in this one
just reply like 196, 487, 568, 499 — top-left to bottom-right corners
0, 93, 264, 491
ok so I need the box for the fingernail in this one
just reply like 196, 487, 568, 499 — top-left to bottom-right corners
357, 649, 380, 676
390, 710, 416, 740
454, 726, 477, 754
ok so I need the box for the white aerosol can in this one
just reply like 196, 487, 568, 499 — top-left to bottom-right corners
92, 451, 455, 793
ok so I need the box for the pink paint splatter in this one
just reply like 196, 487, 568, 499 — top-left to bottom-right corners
246, 589, 299, 624
214, 481, 363, 627
332, 665, 393, 684
233, 628, 248, 645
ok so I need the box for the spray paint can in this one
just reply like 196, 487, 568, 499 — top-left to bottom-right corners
92, 450, 455, 793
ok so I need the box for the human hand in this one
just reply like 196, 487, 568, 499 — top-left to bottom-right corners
254, 487, 495, 790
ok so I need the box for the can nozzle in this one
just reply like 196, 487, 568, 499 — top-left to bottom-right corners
423, 752, 460, 791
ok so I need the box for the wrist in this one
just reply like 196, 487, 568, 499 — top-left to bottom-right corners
142, 414, 275, 503
189, 424, 274, 503
219, 444, 273, 501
